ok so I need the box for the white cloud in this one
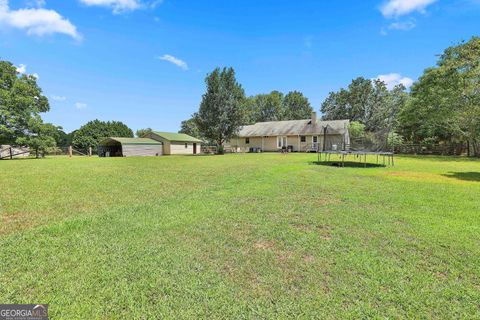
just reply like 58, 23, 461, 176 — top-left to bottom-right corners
26, 0, 46, 8
380, 0, 437, 18
376, 73, 414, 90
388, 20, 416, 30
75, 102, 87, 109
79, 0, 140, 13
381, 19, 416, 34
0, 0, 81, 40
16, 63, 26, 74
51, 95, 66, 101
158, 54, 188, 71
148, 0, 162, 9
79, 0, 163, 13
15, 63, 39, 78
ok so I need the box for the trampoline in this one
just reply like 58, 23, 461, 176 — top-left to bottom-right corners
317, 150, 394, 167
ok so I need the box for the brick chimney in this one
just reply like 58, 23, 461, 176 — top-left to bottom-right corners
311, 111, 317, 124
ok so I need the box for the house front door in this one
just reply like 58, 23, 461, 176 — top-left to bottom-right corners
278, 136, 288, 149
193, 143, 197, 154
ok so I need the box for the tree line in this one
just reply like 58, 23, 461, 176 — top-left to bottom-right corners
321, 37, 480, 156
179, 68, 313, 147
1, 36, 479, 156
0, 60, 134, 155
183, 37, 479, 155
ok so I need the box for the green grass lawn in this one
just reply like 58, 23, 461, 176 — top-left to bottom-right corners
1, 154, 479, 318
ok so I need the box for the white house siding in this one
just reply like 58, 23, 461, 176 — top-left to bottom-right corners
169, 142, 200, 155
144, 133, 201, 155
122, 144, 163, 157
229, 134, 346, 152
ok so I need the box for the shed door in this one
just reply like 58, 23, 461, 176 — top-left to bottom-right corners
193, 143, 197, 154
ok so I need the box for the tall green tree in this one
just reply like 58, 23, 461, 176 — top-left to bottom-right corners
321, 77, 407, 132
16, 120, 57, 157
321, 77, 376, 125
179, 114, 202, 138
282, 91, 313, 120
240, 91, 284, 124
72, 120, 133, 150
196, 67, 245, 150
241, 96, 258, 125
0, 60, 50, 145
251, 91, 284, 122
136, 128, 152, 138
53, 128, 71, 146
399, 37, 480, 155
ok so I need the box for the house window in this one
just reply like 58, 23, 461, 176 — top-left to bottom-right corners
313, 136, 318, 143
246, 138, 250, 144
185, 143, 188, 148
300, 136, 306, 142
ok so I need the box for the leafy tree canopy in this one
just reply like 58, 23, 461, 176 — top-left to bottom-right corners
136, 128, 152, 138
0, 60, 50, 145
72, 119, 133, 150
241, 90, 312, 124
16, 120, 58, 157
399, 36, 480, 155
321, 77, 408, 133
196, 67, 245, 148
179, 114, 202, 138
282, 91, 313, 120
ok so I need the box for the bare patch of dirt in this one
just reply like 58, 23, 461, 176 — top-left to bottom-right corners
253, 240, 275, 250
303, 255, 314, 263
316, 225, 332, 240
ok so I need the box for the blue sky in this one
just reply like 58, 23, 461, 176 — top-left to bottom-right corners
1, 0, 479, 133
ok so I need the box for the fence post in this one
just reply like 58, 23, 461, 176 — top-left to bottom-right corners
88, 147, 92, 157
68, 146, 73, 158
9, 147, 12, 160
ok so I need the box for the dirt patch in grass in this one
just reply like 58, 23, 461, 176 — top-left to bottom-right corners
303, 255, 315, 263
253, 240, 276, 250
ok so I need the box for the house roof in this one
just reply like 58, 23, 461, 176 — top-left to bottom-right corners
101, 137, 163, 145
237, 119, 349, 137
151, 131, 203, 143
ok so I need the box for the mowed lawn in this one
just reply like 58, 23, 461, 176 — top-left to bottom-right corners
1, 154, 479, 318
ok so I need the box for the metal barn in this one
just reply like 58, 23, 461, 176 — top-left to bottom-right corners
98, 138, 163, 157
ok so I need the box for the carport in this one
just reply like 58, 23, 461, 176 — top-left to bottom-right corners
98, 138, 163, 157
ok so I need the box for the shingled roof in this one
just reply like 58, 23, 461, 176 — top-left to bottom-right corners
237, 119, 349, 137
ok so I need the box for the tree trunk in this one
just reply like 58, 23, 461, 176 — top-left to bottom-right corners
217, 139, 224, 154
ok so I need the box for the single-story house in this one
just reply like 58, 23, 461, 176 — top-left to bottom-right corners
143, 131, 203, 155
227, 112, 350, 152
98, 137, 163, 157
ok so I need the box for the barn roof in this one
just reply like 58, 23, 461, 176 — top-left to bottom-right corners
237, 119, 349, 137
151, 131, 203, 143
101, 137, 163, 145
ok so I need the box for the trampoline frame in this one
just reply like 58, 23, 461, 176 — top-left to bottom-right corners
317, 150, 394, 167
